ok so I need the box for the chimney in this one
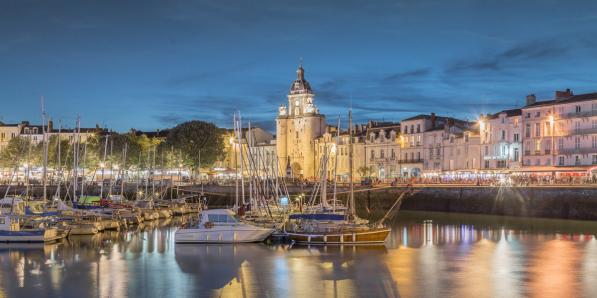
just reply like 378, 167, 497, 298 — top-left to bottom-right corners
430, 112, 436, 128
525, 94, 536, 106
555, 88, 573, 100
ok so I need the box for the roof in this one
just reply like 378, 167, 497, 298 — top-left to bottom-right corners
524, 92, 597, 108
401, 114, 432, 121
488, 108, 522, 119
134, 129, 170, 138
289, 65, 313, 95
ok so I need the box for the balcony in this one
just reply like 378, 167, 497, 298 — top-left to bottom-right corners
559, 110, 597, 119
397, 158, 424, 164
557, 147, 597, 155
560, 127, 597, 136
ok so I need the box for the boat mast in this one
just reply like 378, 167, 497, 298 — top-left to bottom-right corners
348, 108, 355, 217
72, 116, 80, 203
56, 122, 62, 201
234, 112, 239, 209
99, 133, 109, 198
333, 115, 340, 213
238, 112, 245, 205
120, 143, 127, 198
41, 97, 49, 208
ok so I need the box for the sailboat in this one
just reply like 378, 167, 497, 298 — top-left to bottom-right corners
282, 109, 406, 245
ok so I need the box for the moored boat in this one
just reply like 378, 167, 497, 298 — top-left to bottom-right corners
175, 209, 274, 244
0, 215, 63, 243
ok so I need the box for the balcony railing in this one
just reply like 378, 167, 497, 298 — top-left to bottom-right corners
557, 147, 597, 155
560, 127, 597, 136
397, 158, 424, 164
559, 110, 597, 119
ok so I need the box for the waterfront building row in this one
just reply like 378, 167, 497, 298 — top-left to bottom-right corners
275, 66, 597, 181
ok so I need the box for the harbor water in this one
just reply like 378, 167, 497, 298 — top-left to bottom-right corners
0, 212, 596, 297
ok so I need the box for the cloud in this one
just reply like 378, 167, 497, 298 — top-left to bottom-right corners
445, 41, 569, 74
382, 67, 432, 83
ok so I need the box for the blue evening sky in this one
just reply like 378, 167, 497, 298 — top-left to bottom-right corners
1, 0, 596, 132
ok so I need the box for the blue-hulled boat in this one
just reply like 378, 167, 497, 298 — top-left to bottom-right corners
0, 215, 63, 243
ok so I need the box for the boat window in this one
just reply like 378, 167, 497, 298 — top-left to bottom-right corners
207, 214, 238, 223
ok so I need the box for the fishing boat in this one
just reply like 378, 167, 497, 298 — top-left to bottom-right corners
0, 214, 63, 243
175, 209, 274, 243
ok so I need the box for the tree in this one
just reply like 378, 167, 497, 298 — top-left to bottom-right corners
0, 137, 36, 168
165, 121, 225, 171
357, 165, 374, 178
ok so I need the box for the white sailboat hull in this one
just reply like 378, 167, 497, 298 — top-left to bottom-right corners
175, 226, 274, 243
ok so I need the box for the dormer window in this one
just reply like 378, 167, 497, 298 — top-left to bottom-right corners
24, 128, 30, 134
33, 127, 38, 134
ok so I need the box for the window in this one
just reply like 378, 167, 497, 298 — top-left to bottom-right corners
535, 111, 541, 117
575, 156, 581, 165
380, 149, 385, 159
593, 119, 597, 129
410, 125, 414, 134
370, 150, 375, 160
404, 126, 408, 134
525, 124, 531, 138
575, 122, 581, 133
513, 148, 519, 161
593, 155, 597, 165
416, 124, 420, 133
575, 137, 581, 149
416, 152, 420, 160
391, 149, 395, 159
0, 218, 4, 224
513, 133, 519, 142
484, 146, 488, 155
593, 136, 597, 149
484, 160, 490, 168
558, 138, 564, 150
526, 112, 531, 118
208, 214, 238, 223
501, 130, 506, 140
559, 156, 565, 166
501, 117, 505, 124
535, 123, 541, 137
575, 105, 581, 113
535, 159, 540, 166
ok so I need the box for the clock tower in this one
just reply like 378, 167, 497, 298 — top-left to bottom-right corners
276, 65, 326, 179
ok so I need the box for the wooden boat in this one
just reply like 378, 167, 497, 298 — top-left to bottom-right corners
70, 223, 99, 235
284, 228, 391, 245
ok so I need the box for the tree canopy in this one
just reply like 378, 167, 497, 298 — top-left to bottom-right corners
164, 120, 225, 170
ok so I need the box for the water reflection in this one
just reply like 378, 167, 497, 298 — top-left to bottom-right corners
0, 212, 595, 297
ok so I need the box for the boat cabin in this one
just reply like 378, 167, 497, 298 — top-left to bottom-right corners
0, 215, 21, 231
201, 209, 239, 225
0, 197, 25, 215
